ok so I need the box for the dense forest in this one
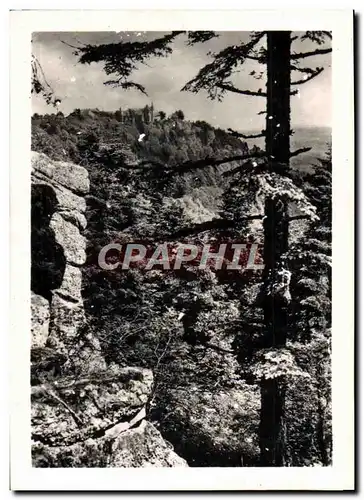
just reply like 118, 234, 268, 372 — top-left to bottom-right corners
31, 107, 332, 467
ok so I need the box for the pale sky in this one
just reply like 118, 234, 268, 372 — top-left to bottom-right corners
32, 31, 331, 131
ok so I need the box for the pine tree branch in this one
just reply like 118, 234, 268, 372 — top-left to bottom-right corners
138, 152, 267, 178
291, 67, 324, 85
300, 31, 332, 44
182, 32, 266, 97
245, 54, 267, 63
222, 159, 263, 177
76, 31, 184, 89
169, 215, 264, 238
218, 82, 296, 98
204, 342, 235, 354
216, 83, 267, 97
290, 147, 312, 158
288, 215, 312, 221
170, 218, 234, 237
290, 65, 317, 74
228, 128, 265, 139
187, 31, 219, 45
290, 48, 332, 60
168, 152, 267, 175
60, 39, 83, 50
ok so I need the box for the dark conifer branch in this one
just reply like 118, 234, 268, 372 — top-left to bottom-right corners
60, 39, 83, 50
186, 31, 219, 45
169, 218, 234, 237
290, 48, 332, 60
75, 31, 184, 91
216, 83, 267, 97
168, 152, 267, 175
300, 31, 332, 44
182, 32, 266, 97
288, 215, 312, 221
290, 147, 312, 158
104, 79, 148, 95
222, 163, 259, 178
138, 152, 266, 176
204, 342, 235, 354
31, 55, 61, 107
245, 55, 266, 62
169, 215, 265, 238
290, 65, 317, 74
228, 128, 265, 139
291, 67, 324, 85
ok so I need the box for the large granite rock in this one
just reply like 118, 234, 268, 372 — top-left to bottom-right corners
31, 367, 153, 447
30, 151, 187, 468
31, 151, 90, 355
32, 421, 188, 468
155, 385, 260, 466
31, 151, 89, 195
31, 292, 50, 348
31, 366, 187, 468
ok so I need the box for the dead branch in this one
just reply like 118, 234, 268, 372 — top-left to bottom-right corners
169, 215, 264, 238
288, 215, 312, 221
290, 48, 332, 60
204, 342, 235, 354
290, 147, 312, 158
228, 128, 265, 139
42, 385, 83, 427
168, 151, 267, 175
290, 65, 317, 74
216, 83, 267, 97
291, 67, 324, 85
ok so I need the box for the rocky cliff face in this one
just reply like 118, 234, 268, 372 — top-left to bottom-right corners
30, 151, 187, 468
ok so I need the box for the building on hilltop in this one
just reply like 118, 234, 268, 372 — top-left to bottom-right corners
118, 104, 154, 125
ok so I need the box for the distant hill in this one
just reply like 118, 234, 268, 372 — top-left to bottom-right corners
31, 107, 249, 171
31, 110, 329, 223
31, 107, 254, 219
244, 126, 331, 171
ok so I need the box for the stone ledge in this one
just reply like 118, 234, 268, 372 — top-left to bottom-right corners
32, 151, 89, 195
31, 367, 154, 445
32, 421, 188, 468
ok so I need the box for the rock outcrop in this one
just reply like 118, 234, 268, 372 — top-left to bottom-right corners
155, 385, 260, 467
31, 152, 90, 355
31, 292, 50, 349
30, 151, 187, 468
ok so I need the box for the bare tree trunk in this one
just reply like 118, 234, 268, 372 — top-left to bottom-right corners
259, 31, 291, 467
266, 31, 291, 165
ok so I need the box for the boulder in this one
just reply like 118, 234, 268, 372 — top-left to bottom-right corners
47, 293, 85, 348
32, 151, 89, 195
31, 367, 153, 446
50, 213, 86, 266
31, 365, 187, 468
31, 152, 89, 354
30, 151, 187, 468
155, 385, 260, 466
54, 264, 82, 303
32, 421, 188, 468
31, 292, 50, 348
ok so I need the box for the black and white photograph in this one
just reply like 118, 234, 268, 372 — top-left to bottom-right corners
9, 9, 354, 491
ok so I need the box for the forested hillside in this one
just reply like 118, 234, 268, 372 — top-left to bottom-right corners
31, 108, 332, 467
